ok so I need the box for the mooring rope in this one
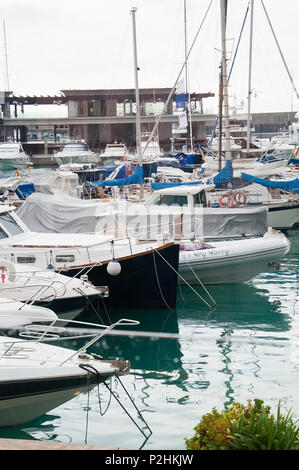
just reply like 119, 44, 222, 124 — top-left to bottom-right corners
186, 261, 217, 306
154, 248, 213, 308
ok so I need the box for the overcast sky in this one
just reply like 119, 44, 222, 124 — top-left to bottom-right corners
1, 0, 298, 116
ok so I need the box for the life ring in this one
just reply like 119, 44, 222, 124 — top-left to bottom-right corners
0, 260, 16, 283
233, 191, 247, 205
219, 193, 234, 208
294, 147, 299, 158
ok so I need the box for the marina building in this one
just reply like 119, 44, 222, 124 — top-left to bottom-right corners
0, 88, 296, 154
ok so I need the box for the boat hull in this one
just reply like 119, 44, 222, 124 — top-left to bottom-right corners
0, 374, 100, 427
63, 243, 180, 309
178, 233, 290, 285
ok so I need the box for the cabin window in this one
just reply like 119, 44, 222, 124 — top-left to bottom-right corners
193, 192, 206, 206
55, 254, 75, 263
17, 256, 36, 264
0, 213, 24, 235
154, 195, 188, 206
0, 227, 8, 239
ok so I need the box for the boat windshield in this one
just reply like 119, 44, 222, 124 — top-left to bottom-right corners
0, 212, 24, 236
63, 143, 89, 151
0, 146, 21, 153
144, 193, 188, 207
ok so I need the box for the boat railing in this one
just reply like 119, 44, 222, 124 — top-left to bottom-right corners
0, 283, 59, 307
0, 318, 140, 362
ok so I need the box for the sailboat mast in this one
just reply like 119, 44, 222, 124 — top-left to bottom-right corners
184, 0, 194, 152
131, 7, 143, 198
246, 0, 254, 156
220, 0, 232, 161
3, 20, 9, 91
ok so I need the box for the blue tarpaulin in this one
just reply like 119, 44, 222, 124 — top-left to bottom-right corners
241, 172, 299, 194
173, 152, 203, 166
151, 160, 233, 190
91, 165, 143, 187
15, 183, 36, 200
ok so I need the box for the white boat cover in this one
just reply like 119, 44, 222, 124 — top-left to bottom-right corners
17, 192, 268, 238
17, 192, 115, 233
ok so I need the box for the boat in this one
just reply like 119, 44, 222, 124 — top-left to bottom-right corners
99, 142, 130, 165
0, 296, 58, 328
0, 259, 108, 320
179, 230, 290, 285
0, 142, 32, 171
0, 204, 180, 309
147, 179, 299, 231
54, 140, 99, 166
0, 317, 136, 428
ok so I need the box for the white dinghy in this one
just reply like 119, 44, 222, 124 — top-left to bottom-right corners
179, 229, 290, 285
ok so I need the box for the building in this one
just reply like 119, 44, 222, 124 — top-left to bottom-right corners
0, 88, 297, 155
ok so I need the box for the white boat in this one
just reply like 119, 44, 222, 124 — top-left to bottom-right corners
0, 204, 180, 310
0, 142, 32, 171
0, 317, 135, 428
100, 142, 130, 165
147, 183, 299, 231
0, 259, 107, 320
179, 229, 290, 285
0, 296, 58, 328
54, 140, 99, 166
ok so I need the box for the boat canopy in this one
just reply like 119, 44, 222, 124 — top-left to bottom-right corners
91, 165, 143, 187
241, 172, 299, 194
151, 160, 233, 190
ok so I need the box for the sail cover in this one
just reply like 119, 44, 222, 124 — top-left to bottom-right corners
151, 160, 233, 190
91, 165, 143, 187
241, 172, 299, 194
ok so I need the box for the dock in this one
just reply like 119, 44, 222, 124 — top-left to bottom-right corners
0, 438, 126, 450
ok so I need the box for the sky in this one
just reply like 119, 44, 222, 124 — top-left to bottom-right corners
1, 0, 298, 117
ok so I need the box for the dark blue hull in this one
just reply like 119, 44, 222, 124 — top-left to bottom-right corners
62, 243, 179, 309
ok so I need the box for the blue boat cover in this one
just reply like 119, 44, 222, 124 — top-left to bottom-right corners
151, 160, 233, 190
91, 165, 143, 187
241, 172, 299, 194
288, 158, 299, 166
15, 183, 36, 200
173, 152, 202, 166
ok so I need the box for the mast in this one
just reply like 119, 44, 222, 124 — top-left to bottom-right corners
184, 0, 193, 152
246, 0, 254, 156
218, 63, 223, 170
3, 20, 9, 91
131, 7, 143, 199
220, 0, 231, 161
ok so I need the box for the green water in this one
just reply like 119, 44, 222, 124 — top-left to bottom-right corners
0, 230, 298, 450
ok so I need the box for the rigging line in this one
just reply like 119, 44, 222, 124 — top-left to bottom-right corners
186, 261, 217, 306
153, 248, 212, 308
260, 0, 299, 101
141, 0, 214, 158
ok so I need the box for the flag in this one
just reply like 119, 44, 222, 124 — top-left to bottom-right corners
178, 110, 187, 129
176, 78, 186, 109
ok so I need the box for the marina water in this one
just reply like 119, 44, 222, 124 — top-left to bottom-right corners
0, 169, 299, 450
